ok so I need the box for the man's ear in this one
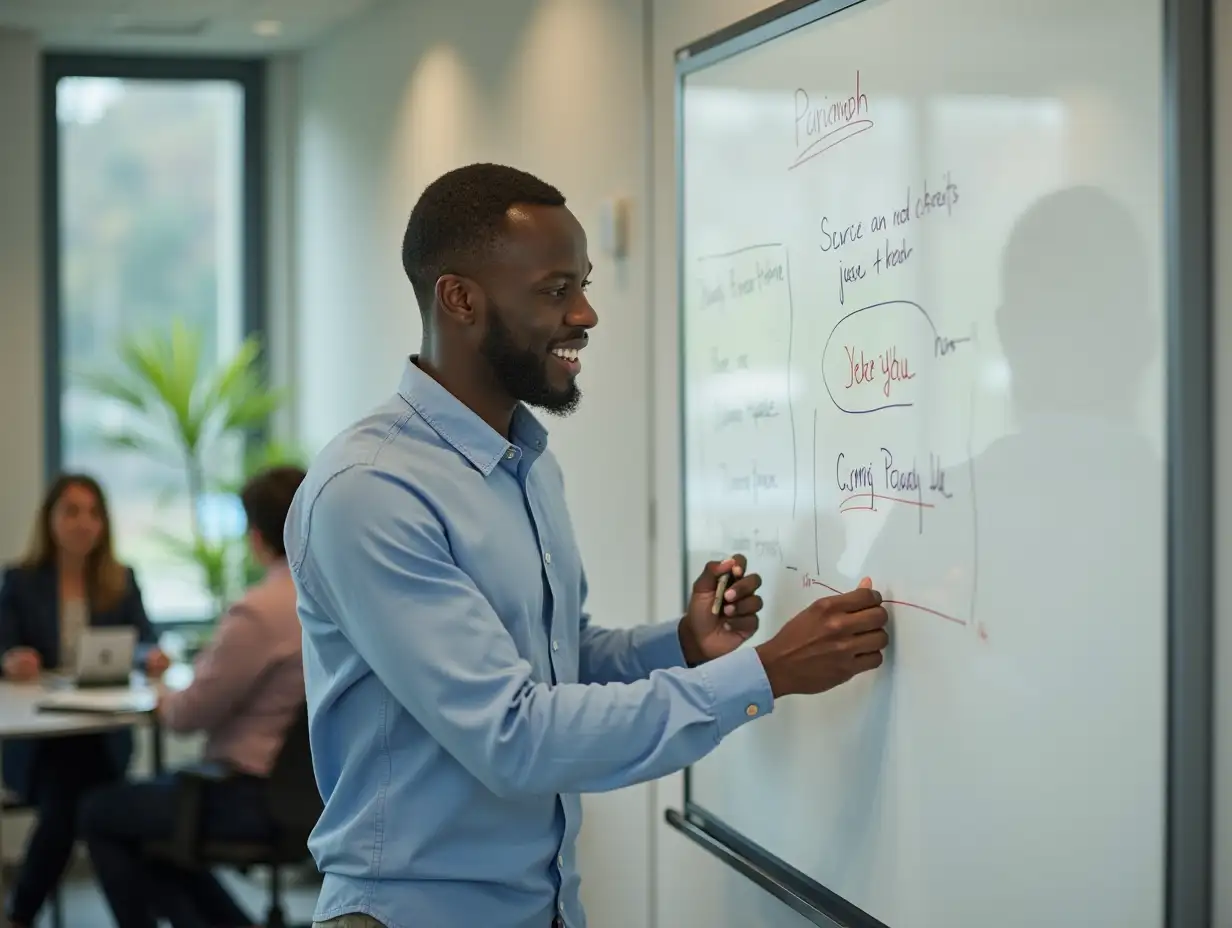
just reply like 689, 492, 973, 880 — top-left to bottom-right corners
435, 274, 480, 327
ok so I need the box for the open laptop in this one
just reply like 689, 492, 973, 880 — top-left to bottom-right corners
72, 627, 137, 688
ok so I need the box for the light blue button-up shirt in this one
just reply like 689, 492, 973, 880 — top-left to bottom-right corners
285, 359, 774, 928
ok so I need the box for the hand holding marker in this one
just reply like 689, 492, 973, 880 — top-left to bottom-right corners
751, 570, 889, 698
712, 567, 875, 626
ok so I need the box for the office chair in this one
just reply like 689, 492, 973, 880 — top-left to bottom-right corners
142, 707, 320, 928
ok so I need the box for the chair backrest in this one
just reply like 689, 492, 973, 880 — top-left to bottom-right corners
264, 703, 322, 847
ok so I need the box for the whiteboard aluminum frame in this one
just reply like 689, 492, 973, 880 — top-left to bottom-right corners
666, 1, 1214, 925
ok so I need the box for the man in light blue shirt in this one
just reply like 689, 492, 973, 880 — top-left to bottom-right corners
287, 163, 889, 928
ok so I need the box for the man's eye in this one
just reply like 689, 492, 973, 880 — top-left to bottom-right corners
581, 278, 592, 291
546, 279, 591, 299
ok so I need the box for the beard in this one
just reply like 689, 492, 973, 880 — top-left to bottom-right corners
480, 309, 582, 416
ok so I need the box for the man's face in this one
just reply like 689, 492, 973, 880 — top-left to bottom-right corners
472, 204, 598, 415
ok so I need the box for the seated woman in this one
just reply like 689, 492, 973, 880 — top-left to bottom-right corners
0, 473, 169, 928
80, 465, 308, 928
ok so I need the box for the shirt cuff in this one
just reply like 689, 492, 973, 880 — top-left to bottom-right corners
631, 619, 688, 674
696, 645, 775, 739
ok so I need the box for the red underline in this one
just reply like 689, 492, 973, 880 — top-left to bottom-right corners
803, 575, 966, 626
839, 491, 935, 513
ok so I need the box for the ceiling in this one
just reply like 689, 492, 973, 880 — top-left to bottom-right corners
0, 0, 384, 55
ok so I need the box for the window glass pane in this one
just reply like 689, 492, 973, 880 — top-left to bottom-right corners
57, 76, 246, 621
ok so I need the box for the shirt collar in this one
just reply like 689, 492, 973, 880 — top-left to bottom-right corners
397, 356, 550, 476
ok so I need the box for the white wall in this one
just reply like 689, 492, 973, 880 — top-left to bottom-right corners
294, 0, 648, 452
0, 29, 43, 562
265, 54, 301, 444
291, 2, 658, 925
0, 31, 38, 839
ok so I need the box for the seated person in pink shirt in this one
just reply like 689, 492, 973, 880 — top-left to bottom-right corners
79, 465, 307, 928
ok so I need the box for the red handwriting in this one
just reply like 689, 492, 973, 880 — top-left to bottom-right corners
843, 345, 916, 397
880, 347, 914, 397
844, 346, 876, 389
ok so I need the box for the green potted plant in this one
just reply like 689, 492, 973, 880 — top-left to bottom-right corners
78, 319, 300, 649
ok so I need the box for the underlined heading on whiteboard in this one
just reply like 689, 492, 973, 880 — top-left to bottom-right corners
791, 70, 873, 170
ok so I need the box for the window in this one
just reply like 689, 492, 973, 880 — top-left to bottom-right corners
44, 56, 266, 623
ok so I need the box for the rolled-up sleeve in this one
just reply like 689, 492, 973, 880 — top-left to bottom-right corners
297, 465, 774, 799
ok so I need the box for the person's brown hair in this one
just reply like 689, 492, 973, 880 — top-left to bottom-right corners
240, 465, 307, 558
21, 473, 129, 611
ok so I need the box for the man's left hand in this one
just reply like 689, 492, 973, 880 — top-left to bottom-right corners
679, 554, 763, 666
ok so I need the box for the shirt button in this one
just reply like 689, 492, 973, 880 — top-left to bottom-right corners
558, 854, 564, 866
552, 640, 560, 652
544, 551, 552, 565
505, 448, 515, 459
746, 704, 760, 717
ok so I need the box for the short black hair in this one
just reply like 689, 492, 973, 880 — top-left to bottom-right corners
240, 465, 306, 558
401, 163, 566, 311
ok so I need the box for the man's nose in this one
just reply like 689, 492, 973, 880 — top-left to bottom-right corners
568, 295, 598, 330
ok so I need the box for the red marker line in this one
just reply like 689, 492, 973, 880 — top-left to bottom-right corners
802, 574, 966, 626
883, 598, 966, 625
839, 491, 935, 513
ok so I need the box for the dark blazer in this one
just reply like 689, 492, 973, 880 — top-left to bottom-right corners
0, 562, 158, 800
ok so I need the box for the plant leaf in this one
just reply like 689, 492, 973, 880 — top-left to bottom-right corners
203, 337, 263, 412
120, 325, 206, 452
247, 438, 307, 471
222, 389, 287, 434
98, 430, 175, 463
149, 528, 232, 611
170, 319, 209, 445
76, 320, 294, 614
72, 369, 150, 413
209, 439, 307, 496
148, 528, 198, 563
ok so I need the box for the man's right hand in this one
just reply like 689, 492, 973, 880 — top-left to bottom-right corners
754, 580, 889, 697
2, 647, 42, 682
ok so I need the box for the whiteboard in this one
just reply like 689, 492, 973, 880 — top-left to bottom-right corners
675, 1, 1187, 925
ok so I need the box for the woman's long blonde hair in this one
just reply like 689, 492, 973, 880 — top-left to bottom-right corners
21, 473, 129, 611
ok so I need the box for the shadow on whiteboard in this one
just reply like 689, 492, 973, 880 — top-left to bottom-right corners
861, 184, 1162, 926
692, 184, 1164, 928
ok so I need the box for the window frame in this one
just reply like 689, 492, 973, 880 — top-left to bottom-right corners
41, 54, 268, 628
